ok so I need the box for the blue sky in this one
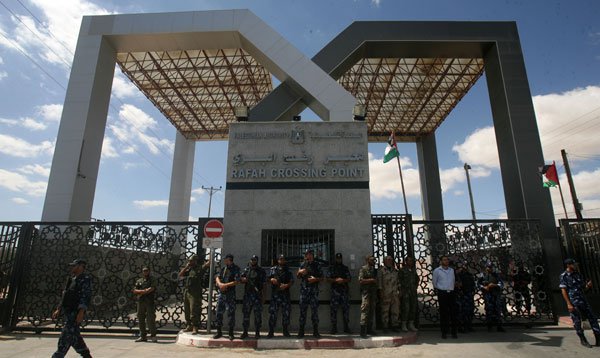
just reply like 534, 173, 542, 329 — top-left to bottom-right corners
0, 0, 599, 221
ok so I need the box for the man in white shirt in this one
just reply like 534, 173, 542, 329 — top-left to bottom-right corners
432, 256, 458, 339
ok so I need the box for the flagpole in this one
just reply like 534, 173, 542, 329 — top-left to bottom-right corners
395, 155, 409, 215
555, 161, 569, 219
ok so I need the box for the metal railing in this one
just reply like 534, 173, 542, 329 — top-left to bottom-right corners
560, 218, 600, 295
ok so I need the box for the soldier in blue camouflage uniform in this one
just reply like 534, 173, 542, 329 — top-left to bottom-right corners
455, 262, 475, 333
477, 262, 505, 332
213, 253, 241, 340
267, 254, 294, 338
560, 258, 600, 348
327, 252, 351, 334
297, 249, 323, 338
51, 259, 92, 358
240, 255, 266, 339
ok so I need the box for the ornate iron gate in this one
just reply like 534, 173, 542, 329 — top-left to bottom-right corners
372, 215, 555, 325
1, 221, 221, 333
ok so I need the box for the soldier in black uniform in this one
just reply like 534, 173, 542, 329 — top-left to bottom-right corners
132, 266, 157, 342
267, 254, 294, 338
328, 253, 351, 334
240, 255, 266, 339
51, 259, 92, 358
297, 249, 323, 338
214, 253, 241, 340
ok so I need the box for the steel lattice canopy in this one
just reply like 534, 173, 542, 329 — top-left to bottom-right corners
116, 48, 273, 140
339, 57, 485, 141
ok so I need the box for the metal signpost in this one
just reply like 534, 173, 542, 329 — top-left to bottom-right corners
203, 219, 224, 333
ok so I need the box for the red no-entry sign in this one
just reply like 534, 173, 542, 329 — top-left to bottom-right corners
203, 219, 224, 238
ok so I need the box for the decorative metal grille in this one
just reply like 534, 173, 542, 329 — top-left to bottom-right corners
560, 219, 600, 295
371, 217, 555, 325
261, 229, 334, 267
8, 221, 221, 332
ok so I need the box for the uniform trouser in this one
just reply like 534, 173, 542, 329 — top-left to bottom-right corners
184, 290, 202, 327
242, 292, 263, 331
330, 289, 350, 326
457, 292, 474, 328
570, 300, 600, 336
380, 293, 400, 328
269, 294, 291, 329
401, 293, 418, 322
52, 310, 90, 358
138, 300, 157, 338
299, 287, 319, 328
483, 293, 503, 326
438, 291, 458, 335
515, 288, 531, 313
360, 290, 376, 326
216, 293, 236, 329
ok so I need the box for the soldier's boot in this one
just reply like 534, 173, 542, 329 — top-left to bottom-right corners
401, 321, 408, 332
408, 321, 418, 332
228, 328, 235, 340
382, 326, 389, 334
240, 329, 249, 339
313, 325, 321, 338
184, 324, 193, 332
192, 326, 199, 335
282, 326, 291, 337
213, 328, 223, 339
367, 326, 377, 336
360, 325, 367, 338
255, 329, 261, 339
343, 322, 352, 334
595, 332, 600, 346
297, 326, 305, 338
81, 351, 92, 358
578, 333, 593, 348
330, 323, 337, 335
267, 328, 274, 339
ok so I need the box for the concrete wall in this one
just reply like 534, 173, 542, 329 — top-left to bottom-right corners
223, 121, 371, 331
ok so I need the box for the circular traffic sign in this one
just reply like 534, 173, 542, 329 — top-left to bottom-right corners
204, 219, 224, 238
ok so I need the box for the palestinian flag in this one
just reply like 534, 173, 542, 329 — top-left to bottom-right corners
539, 162, 559, 188
383, 133, 399, 163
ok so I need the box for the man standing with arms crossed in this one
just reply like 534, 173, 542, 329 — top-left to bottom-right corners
214, 254, 241, 340
132, 266, 157, 342
240, 255, 266, 339
328, 252, 352, 335
267, 254, 294, 338
297, 249, 323, 338
377, 255, 401, 333
432, 256, 457, 339
51, 259, 92, 358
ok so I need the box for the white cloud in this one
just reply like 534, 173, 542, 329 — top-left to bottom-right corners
192, 188, 207, 196
0, 0, 110, 68
452, 86, 600, 169
0, 56, 4, 64
37, 104, 63, 122
368, 152, 420, 200
18, 164, 50, 177
0, 169, 47, 197
0, 71, 7, 80
112, 73, 140, 99
133, 199, 169, 209
109, 104, 174, 156
371, 0, 382, 6
453, 190, 464, 196
11, 197, 29, 205
101, 137, 119, 159
0, 116, 47, 131
0, 134, 53, 158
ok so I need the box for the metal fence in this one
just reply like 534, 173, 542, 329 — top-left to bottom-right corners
260, 229, 334, 267
560, 219, 600, 295
0, 221, 221, 333
371, 216, 555, 325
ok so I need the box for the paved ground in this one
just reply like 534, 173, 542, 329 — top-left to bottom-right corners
0, 326, 598, 357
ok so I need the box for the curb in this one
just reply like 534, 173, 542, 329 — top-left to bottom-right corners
176, 331, 418, 349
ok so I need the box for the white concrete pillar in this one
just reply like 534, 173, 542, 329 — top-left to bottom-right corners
41, 23, 116, 221
167, 132, 196, 221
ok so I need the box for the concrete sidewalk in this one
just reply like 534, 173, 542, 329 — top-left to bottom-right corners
0, 326, 598, 357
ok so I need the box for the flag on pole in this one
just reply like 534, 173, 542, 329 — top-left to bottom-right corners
539, 162, 559, 187
383, 133, 400, 163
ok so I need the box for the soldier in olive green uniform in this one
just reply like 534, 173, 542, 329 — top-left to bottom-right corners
179, 254, 210, 334
377, 256, 401, 333
399, 256, 419, 332
359, 255, 378, 338
132, 267, 157, 342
